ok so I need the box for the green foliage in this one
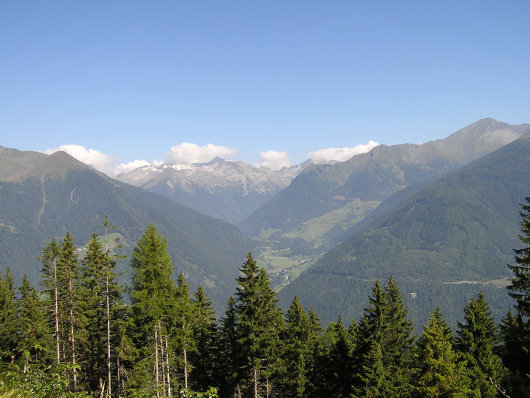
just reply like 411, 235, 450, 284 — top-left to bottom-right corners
281, 137, 530, 327
413, 308, 478, 397
503, 192, 530, 397
233, 253, 284, 397
455, 292, 505, 397
190, 286, 220, 392
0, 270, 20, 362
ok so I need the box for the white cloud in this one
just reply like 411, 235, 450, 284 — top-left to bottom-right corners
42, 144, 114, 174
167, 142, 238, 163
256, 150, 291, 171
307, 140, 380, 162
113, 159, 151, 175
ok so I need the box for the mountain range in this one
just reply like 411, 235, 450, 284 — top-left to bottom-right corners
117, 157, 310, 223
279, 135, 530, 326
1, 117, 529, 327
0, 147, 254, 308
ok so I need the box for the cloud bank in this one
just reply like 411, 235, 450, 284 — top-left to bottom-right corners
42, 144, 114, 174
167, 143, 238, 163
307, 140, 380, 162
256, 150, 291, 171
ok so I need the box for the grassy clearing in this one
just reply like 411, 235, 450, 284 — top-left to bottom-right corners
286, 199, 380, 247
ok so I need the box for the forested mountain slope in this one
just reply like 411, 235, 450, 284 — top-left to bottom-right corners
0, 147, 254, 308
279, 135, 530, 327
240, 119, 530, 237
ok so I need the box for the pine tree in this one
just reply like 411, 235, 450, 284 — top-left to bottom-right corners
455, 292, 505, 398
40, 238, 62, 364
413, 308, 478, 397
79, 232, 108, 392
0, 269, 20, 363
57, 232, 82, 391
322, 316, 355, 398
504, 192, 530, 395
190, 285, 219, 392
234, 253, 284, 398
129, 224, 177, 397
304, 307, 324, 398
173, 273, 196, 393
281, 296, 312, 398
499, 309, 528, 398
219, 296, 240, 398
351, 278, 414, 397
382, 277, 415, 397
508, 192, 530, 317
18, 274, 53, 368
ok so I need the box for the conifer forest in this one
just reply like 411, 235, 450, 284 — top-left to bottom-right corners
1, 195, 530, 398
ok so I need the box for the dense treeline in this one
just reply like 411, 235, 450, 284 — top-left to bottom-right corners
1, 195, 530, 397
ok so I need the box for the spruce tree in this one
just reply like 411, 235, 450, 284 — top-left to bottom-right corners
504, 192, 530, 395
455, 292, 505, 397
413, 308, 478, 397
219, 296, 240, 397
129, 224, 177, 396
57, 232, 82, 391
0, 269, 20, 363
304, 307, 324, 398
190, 285, 219, 392
79, 232, 108, 392
40, 238, 62, 364
323, 316, 355, 398
281, 296, 312, 398
173, 273, 196, 392
234, 253, 284, 398
18, 274, 53, 368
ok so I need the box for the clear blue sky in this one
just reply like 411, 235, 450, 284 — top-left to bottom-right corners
1, 1, 529, 172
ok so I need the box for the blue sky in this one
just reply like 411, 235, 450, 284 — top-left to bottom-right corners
1, 1, 529, 173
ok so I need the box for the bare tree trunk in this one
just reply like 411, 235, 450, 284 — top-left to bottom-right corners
69, 278, 77, 391
159, 324, 166, 396
116, 357, 121, 398
106, 274, 112, 398
184, 347, 188, 390
155, 324, 160, 398
53, 257, 60, 363
253, 368, 258, 398
165, 336, 171, 397
104, 221, 112, 398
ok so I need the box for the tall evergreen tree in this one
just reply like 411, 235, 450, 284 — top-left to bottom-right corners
40, 238, 62, 364
304, 307, 324, 398
455, 292, 505, 398
219, 296, 240, 398
234, 253, 284, 398
190, 285, 219, 392
79, 232, 108, 392
504, 192, 530, 395
173, 273, 196, 392
413, 308, 478, 397
352, 278, 414, 397
18, 274, 53, 368
320, 316, 355, 398
129, 224, 177, 397
0, 269, 20, 363
280, 296, 312, 398
57, 232, 82, 391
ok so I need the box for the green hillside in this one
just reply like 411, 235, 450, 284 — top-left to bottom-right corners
279, 135, 530, 328
240, 119, 530, 238
0, 148, 254, 308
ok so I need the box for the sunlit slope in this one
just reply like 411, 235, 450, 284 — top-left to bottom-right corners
279, 135, 530, 327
